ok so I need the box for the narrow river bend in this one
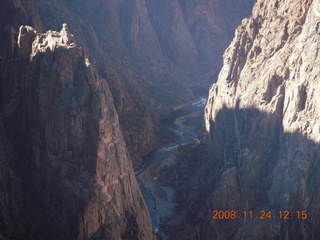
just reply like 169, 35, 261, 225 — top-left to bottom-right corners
135, 97, 207, 239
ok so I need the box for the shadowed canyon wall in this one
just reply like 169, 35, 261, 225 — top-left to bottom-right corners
0, 25, 154, 240
3, 0, 254, 167
154, 0, 320, 239
0, 0, 258, 239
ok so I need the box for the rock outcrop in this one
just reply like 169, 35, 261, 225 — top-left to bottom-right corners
26, 0, 255, 167
0, 0, 256, 168
0, 25, 154, 240
154, 0, 320, 239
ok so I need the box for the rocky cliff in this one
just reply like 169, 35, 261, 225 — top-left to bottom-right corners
0, 0, 256, 168
22, 0, 254, 167
154, 0, 320, 239
0, 1, 260, 238
204, 2, 320, 233
0, 25, 154, 240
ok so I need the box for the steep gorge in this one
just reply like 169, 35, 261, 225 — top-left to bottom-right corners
0, 0, 260, 239
153, 0, 320, 239
26, 0, 255, 167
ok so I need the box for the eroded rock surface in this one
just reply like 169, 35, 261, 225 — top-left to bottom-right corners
0, 25, 154, 240
27, 0, 255, 167
0, 0, 256, 168
156, 0, 320, 239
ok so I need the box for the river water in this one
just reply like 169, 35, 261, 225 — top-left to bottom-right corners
135, 97, 207, 239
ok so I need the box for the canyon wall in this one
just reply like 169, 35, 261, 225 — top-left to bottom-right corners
27, 0, 255, 167
0, 0, 259, 239
0, 1, 256, 167
203, 1, 320, 237
0, 25, 154, 239
157, 0, 320, 239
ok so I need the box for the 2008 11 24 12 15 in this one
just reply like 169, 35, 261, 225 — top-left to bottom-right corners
212, 210, 308, 220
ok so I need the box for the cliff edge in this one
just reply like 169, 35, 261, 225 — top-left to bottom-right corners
203, 0, 320, 238
154, 0, 320, 239
0, 25, 155, 240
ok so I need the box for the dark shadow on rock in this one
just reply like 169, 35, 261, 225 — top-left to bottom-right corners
157, 104, 320, 240
89, 213, 140, 240
0, 27, 152, 239
0, 51, 99, 239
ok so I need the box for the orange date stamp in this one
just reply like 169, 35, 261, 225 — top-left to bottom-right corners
211, 210, 308, 220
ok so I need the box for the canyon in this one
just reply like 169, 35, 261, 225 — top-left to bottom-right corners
148, 0, 320, 239
0, 0, 255, 239
2, 0, 320, 239
0, 0, 255, 168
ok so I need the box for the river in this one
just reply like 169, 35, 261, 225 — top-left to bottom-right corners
135, 97, 207, 239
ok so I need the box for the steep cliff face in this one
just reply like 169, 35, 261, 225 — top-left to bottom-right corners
0, 1, 256, 168
0, 116, 21, 240
154, 0, 320, 239
24, 0, 255, 167
0, 25, 154, 239
61, 0, 255, 100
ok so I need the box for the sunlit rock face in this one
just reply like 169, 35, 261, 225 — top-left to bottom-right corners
153, 0, 320, 239
202, 0, 320, 238
0, 25, 155, 240
0, 0, 256, 168
26, 0, 255, 167
205, 0, 320, 139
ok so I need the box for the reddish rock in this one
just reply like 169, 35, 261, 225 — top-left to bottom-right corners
29, 0, 255, 167
0, 25, 155, 240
